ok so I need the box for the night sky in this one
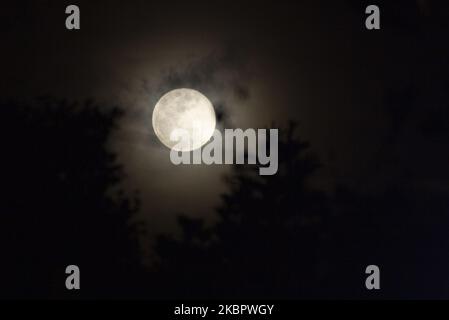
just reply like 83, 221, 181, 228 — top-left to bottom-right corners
1, 0, 449, 299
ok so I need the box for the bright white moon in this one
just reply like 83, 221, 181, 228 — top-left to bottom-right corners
152, 88, 216, 152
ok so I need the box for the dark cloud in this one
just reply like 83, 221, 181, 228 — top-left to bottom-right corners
152, 46, 252, 127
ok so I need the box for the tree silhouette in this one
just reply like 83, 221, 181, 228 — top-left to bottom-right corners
153, 117, 449, 299
0, 98, 144, 298
153, 123, 331, 298
2, 96, 446, 299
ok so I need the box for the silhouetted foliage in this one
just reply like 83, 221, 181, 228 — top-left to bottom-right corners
153, 123, 332, 298
0, 98, 143, 298
153, 117, 449, 298
1, 94, 447, 299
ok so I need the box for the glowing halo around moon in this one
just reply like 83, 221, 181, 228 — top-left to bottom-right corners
152, 88, 216, 152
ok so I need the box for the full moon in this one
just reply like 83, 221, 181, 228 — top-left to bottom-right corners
152, 88, 216, 152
